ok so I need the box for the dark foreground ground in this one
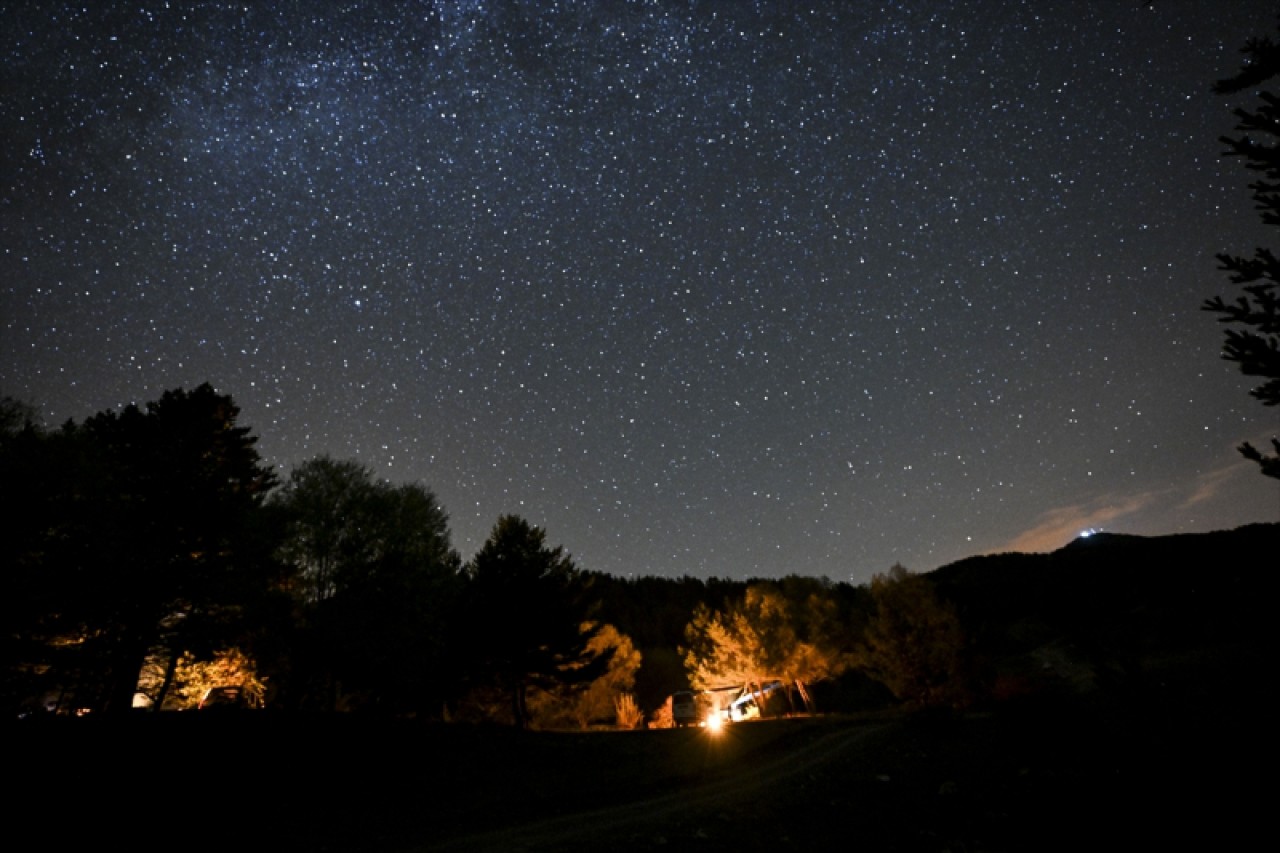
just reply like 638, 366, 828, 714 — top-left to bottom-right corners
10, 677, 1265, 853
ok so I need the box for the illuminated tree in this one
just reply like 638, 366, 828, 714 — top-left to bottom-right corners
857, 565, 971, 709
1207, 28, 1280, 478
651, 694, 674, 729
174, 648, 266, 708
135, 647, 266, 710
613, 692, 644, 730
682, 582, 852, 713
682, 600, 761, 691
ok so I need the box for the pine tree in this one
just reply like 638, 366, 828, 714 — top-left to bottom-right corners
1208, 28, 1280, 478
464, 515, 606, 728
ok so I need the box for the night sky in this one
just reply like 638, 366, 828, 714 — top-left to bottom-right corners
4, 1, 1278, 583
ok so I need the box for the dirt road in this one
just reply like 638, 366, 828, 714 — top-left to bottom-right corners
429, 717, 896, 852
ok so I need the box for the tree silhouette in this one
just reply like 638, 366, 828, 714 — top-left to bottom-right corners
270, 456, 461, 713
463, 515, 606, 728
857, 565, 971, 709
1, 401, 73, 711
0, 395, 39, 434
1208, 28, 1280, 478
272, 456, 380, 605
1, 385, 278, 714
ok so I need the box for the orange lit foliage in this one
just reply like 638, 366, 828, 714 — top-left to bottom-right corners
613, 692, 644, 730
651, 695, 674, 729
682, 583, 852, 712
858, 565, 970, 708
527, 622, 641, 729
136, 647, 265, 710
172, 648, 266, 709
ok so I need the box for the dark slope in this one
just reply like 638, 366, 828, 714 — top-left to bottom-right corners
928, 523, 1277, 701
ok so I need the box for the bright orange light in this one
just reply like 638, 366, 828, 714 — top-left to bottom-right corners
704, 713, 725, 734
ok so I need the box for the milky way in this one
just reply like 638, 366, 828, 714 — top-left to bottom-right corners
4, 1, 1277, 582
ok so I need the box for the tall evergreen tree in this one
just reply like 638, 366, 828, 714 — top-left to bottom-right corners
1208, 27, 1280, 478
463, 515, 605, 728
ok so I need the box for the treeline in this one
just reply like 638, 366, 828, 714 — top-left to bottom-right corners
8, 385, 1264, 725
1, 385, 964, 723
0, 387, 612, 723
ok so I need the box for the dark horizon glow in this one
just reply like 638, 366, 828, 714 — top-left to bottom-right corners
4, 1, 1278, 583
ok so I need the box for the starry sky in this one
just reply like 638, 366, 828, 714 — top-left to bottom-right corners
4, 1, 1278, 583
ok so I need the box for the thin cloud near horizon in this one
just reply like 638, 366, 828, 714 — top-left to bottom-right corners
993, 492, 1160, 555
992, 442, 1275, 556
1179, 462, 1243, 510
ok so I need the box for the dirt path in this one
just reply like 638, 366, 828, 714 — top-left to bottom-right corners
424, 719, 895, 852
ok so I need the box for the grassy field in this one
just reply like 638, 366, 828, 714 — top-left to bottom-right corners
12, 683, 1263, 852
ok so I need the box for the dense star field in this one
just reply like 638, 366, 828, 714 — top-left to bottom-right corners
3, 1, 1277, 582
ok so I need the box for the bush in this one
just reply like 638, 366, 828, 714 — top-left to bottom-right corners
614, 693, 644, 730
858, 566, 973, 709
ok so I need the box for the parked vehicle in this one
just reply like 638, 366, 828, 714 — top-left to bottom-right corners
671, 690, 700, 727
